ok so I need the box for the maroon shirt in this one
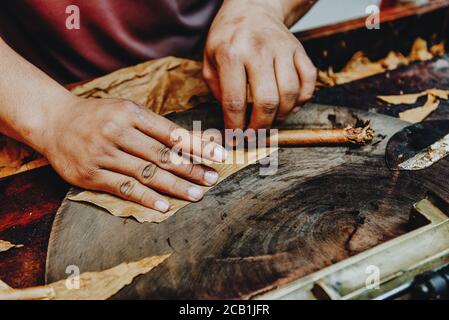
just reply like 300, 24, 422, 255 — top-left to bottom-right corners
0, 0, 222, 84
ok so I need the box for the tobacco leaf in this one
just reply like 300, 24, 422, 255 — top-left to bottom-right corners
70, 148, 278, 223
0, 279, 11, 290
71, 56, 212, 116
0, 254, 170, 300
381, 51, 409, 70
0, 240, 23, 253
377, 92, 425, 105
408, 37, 434, 62
378, 88, 449, 105
399, 95, 440, 123
426, 88, 449, 100
377, 88, 449, 123
0, 136, 48, 179
318, 38, 445, 87
430, 42, 446, 56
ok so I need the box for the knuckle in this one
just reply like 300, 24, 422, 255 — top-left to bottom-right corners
97, 144, 116, 160
158, 147, 172, 165
137, 189, 150, 205
216, 45, 239, 63
186, 163, 198, 178
257, 97, 279, 114
222, 99, 246, 113
79, 165, 98, 182
281, 89, 299, 102
170, 179, 181, 193
101, 120, 123, 140
141, 163, 158, 183
120, 100, 139, 112
169, 124, 186, 145
167, 123, 181, 137
118, 179, 137, 197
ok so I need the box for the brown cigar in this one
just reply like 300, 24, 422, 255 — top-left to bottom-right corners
192, 124, 374, 147
269, 125, 375, 146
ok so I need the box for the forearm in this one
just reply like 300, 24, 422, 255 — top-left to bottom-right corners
0, 38, 76, 153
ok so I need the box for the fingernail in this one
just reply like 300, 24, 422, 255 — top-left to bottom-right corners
188, 186, 203, 200
155, 200, 170, 213
204, 171, 219, 185
293, 107, 301, 113
213, 145, 227, 162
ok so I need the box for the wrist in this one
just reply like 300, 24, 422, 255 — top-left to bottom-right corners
25, 91, 80, 156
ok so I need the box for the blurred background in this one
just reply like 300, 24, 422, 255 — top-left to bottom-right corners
291, 0, 428, 32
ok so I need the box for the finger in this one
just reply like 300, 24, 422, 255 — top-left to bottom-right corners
93, 169, 170, 212
102, 151, 205, 202
131, 106, 227, 162
117, 129, 219, 186
294, 46, 317, 105
203, 57, 222, 102
274, 55, 300, 122
247, 58, 280, 129
215, 50, 247, 129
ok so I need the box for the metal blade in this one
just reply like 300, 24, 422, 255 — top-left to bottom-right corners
386, 120, 449, 171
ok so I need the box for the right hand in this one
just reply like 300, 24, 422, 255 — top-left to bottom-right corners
40, 97, 227, 212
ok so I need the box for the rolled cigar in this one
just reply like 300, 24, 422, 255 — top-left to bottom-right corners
269, 125, 375, 146
0, 286, 55, 300
191, 124, 374, 147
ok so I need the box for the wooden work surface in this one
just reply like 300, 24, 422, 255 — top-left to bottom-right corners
46, 104, 434, 299
1, 2, 449, 291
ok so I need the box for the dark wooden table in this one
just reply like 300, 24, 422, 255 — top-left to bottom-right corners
1, 1, 448, 289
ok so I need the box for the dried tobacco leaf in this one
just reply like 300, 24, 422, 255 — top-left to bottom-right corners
377, 92, 425, 105
381, 51, 409, 70
377, 88, 449, 105
399, 95, 440, 123
71, 56, 212, 116
317, 38, 445, 87
0, 254, 170, 300
0, 279, 11, 290
377, 88, 449, 123
0, 136, 48, 179
0, 240, 23, 253
430, 42, 446, 56
70, 148, 278, 223
426, 88, 449, 100
408, 37, 433, 62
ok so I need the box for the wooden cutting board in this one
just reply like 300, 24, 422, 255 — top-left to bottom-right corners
45, 103, 449, 299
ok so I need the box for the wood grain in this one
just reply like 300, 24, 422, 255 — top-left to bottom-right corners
45, 104, 446, 299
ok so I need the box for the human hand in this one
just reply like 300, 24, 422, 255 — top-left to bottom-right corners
40, 98, 227, 212
203, 0, 317, 130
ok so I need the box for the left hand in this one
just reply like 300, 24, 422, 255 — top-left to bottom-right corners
203, 0, 317, 130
